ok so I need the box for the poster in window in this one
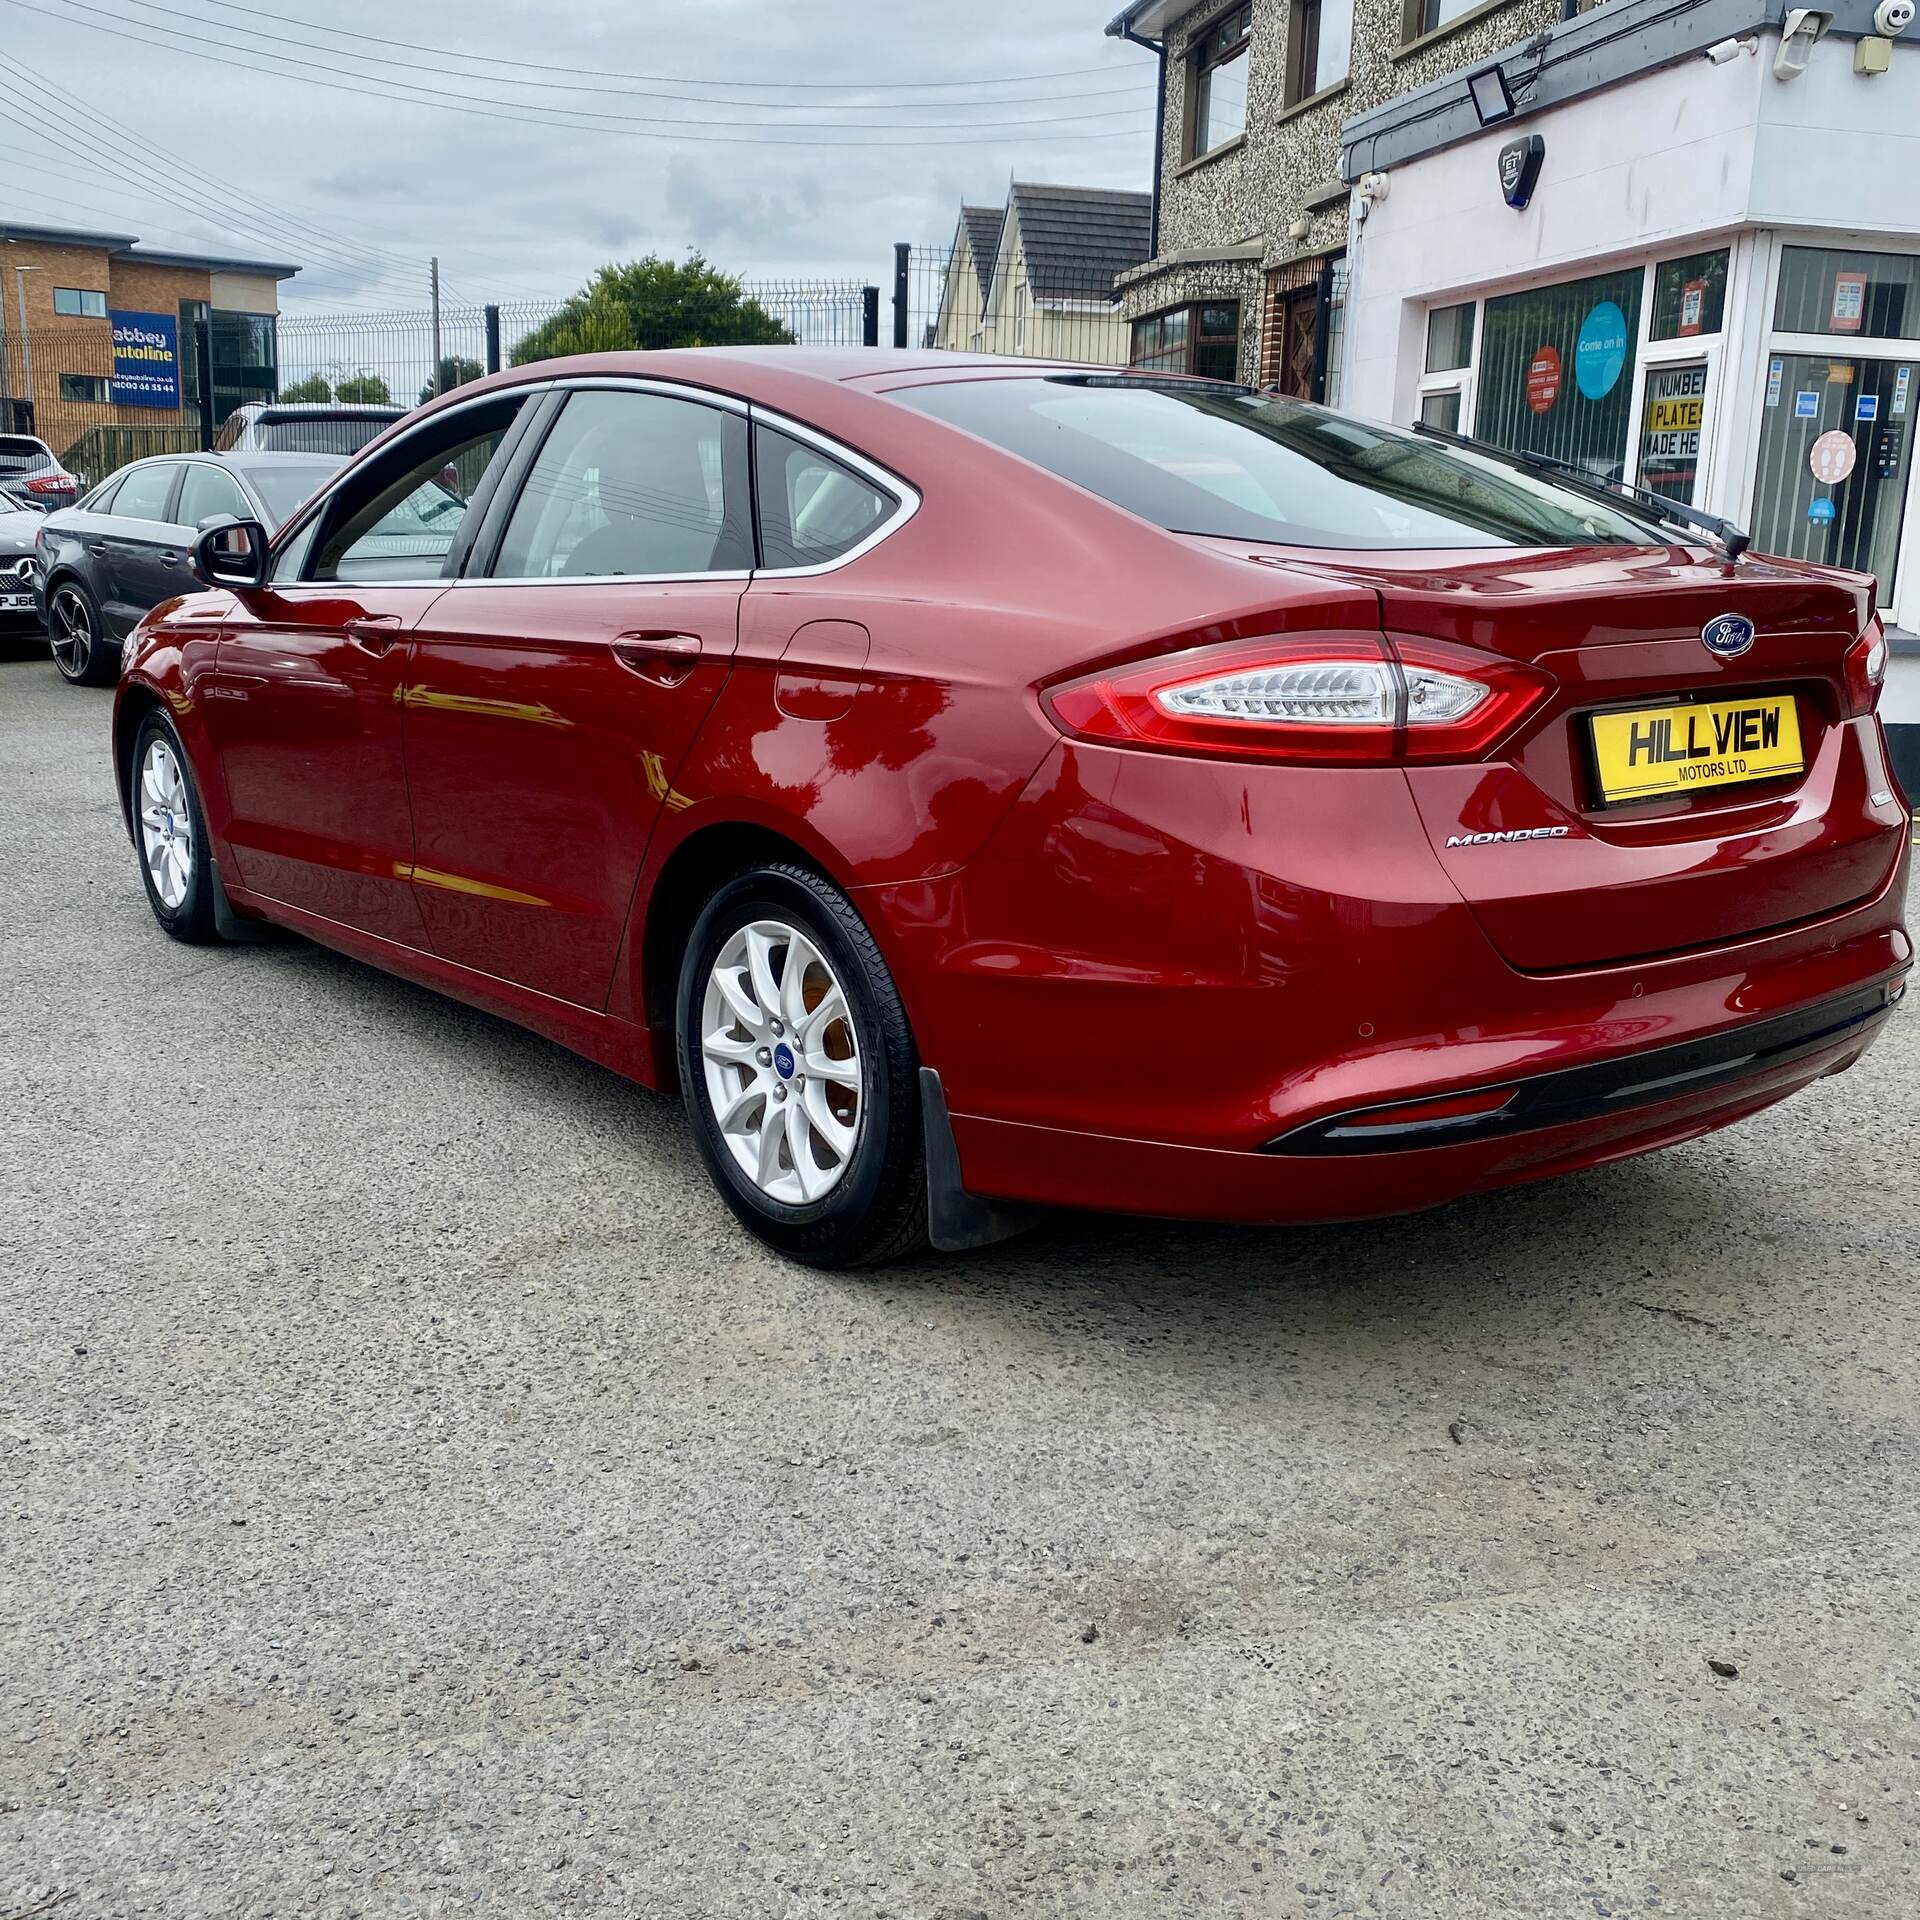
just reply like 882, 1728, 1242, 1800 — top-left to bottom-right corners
1678, 279, 1707, 338
1638, 363, 1706, 506
1525, 345, 1561, 414
1830, 271, 1868, 334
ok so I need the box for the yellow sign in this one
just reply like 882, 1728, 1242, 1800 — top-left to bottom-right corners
1645, 396, 1704, 433
1590, 695, 1803, 803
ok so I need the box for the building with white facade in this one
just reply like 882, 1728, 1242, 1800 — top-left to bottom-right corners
1337, 0, 1920, 787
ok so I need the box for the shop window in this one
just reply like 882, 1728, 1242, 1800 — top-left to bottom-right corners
1474, 266, 1643, 482
52, 288, 107, 319
1130, 302, 1240, 380
1419, 389, 1463, 432
1187, 5, 1250, 159
1775, 247, 1920, 340
58, 373, 110, 403
1288, 0, 1352, 104
1637, 362, 1708, 506
1404, 0, 1483, 41
1749, 350, 1916, 589
1650, 251, 1728, 340
1425, 302, 1475, 374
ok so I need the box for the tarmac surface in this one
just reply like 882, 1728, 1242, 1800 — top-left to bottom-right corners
3, 649, 1915, 1917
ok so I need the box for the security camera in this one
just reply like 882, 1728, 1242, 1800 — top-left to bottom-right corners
1705, 34, 1757, 60
1874, 0, 1913, 34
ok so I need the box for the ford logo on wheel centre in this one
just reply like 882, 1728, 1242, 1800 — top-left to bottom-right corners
1701, 613, 1756, 659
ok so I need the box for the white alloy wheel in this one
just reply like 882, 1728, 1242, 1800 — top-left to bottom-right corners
138, 734, 194, 911
49, 585, 94, 679
700, 918, 863, 1205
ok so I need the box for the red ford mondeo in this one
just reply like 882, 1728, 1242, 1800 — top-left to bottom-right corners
112, 349, 1911, 1265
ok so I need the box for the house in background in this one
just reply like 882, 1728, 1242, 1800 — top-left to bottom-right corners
1104, 0, 1564, 394
931, 182, 1153, 363
0, 220, 298, 468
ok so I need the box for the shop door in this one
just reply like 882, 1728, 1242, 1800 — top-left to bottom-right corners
1270, 287, 1319, 399
1749, 353, 1916, 590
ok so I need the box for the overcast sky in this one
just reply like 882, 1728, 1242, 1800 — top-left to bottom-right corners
11, 0, 1157, 313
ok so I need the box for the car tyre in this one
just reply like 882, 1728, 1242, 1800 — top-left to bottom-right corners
131, 710, 221, 945
677, 863, 927, 1269
48, 579, 114, 687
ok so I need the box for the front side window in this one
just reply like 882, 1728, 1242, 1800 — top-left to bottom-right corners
894, 376, 1666, 552
492, 389, 749, 580
107, 463, 180, 524
304, 398, 526, 584
176, 463, 252, 528
1291, 0, 1352, 102
53, 288, 107, 319
1189, 5, 1250, 157
755, 426, 896, 570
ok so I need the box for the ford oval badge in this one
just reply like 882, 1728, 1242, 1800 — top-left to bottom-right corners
1701, 613, 1755, 659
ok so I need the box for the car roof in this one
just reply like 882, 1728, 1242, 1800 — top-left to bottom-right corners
252, 402, 406, 418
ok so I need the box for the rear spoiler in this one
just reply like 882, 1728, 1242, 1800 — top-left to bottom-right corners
1412, 421, 1750, 561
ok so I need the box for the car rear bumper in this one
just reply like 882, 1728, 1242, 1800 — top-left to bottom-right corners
863, 737, 1911, 1224
944, 978, 1900, 1222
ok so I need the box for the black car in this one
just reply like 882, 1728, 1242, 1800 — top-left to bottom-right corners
0, 486, 45, 635
38, 450, 343, 685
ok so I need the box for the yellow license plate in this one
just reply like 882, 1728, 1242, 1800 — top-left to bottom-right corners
1589, 694, 1803, 803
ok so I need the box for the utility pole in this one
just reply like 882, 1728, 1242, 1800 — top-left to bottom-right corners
429, 256, 443, 399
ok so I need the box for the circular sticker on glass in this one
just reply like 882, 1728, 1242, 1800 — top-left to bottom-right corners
1526, 345, 1562, 414
1574, 302, 1629, 400
1809, 429, 1856, 486
1808, 497, 1837, 523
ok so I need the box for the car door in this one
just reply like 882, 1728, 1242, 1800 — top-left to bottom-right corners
206, 391, 536, 946
94, 459, 192, 634
401, 382, 753, 1007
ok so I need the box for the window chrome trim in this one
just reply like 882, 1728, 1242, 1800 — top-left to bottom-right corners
748, 404, 921, 578
259, 377, 916, 591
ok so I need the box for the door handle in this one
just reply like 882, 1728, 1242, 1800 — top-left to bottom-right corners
613, 630, 703, 688
344, 614, 404, 657
160, 553, 182, 568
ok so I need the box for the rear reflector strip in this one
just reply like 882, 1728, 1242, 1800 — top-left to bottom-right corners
1268, 980, 1902, 1154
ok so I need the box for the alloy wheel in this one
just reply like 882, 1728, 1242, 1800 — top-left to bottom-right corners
700, 918, 863, 1205
138, 735, 194, 912
49, 587, 94, 680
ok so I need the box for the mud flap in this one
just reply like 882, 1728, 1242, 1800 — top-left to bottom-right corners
919, 1067, 1039, 1254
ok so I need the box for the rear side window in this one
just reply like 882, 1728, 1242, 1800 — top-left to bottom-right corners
754, 426, 895, 570
106, 463, 180, 523
894, 377, 1665, 552
492, 389, 750, 579
177, 463, 251, 528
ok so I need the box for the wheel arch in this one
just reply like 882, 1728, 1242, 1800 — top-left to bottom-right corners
637, 817, 854, 1090
112, 680, 167, 837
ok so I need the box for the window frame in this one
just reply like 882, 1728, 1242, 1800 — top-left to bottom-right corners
1286, 0, 1351, 109
1130, 300, 1241, 381
480, 382, 754, 583
1185, 2, 1252, 162
57, 372, 111, 404
104, 459, 185, 526
175, 458, 256, 530
52, 287, 107, 319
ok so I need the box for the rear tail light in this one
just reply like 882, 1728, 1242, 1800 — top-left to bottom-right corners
1844, 618, 1888, 717
23, 472, 74, 495
1043, 633, 1554, 766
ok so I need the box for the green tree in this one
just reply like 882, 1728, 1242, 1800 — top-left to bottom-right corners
419, 355, 484, 405
279, 372, 333, 403
512, 254, 794, 365
335, 372, 394, 404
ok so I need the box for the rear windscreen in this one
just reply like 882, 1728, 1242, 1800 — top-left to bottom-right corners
260, 416, 397, 456
893, 378, 1666, 551
0, 437, 47, 469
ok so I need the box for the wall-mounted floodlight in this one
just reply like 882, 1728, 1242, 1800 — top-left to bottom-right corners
1468, 65, 1517, 124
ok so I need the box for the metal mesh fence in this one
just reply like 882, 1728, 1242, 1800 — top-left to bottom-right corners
899, 244, 1135, 367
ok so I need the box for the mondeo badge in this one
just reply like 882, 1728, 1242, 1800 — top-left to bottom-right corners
1701, 613, 1755, 659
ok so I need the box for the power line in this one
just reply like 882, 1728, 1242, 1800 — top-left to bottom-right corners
55, 0, 1150, 132
9, 0, 1152, 148
185, 0, 1132, 93
117, 0, 1149, 112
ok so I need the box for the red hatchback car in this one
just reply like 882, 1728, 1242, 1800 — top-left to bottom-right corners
113, 349, 1911, 1265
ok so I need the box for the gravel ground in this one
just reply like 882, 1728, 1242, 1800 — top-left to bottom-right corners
2, 648, 1916, 1920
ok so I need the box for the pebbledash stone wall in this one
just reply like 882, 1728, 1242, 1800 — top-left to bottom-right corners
1128, 0, 1571, 378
